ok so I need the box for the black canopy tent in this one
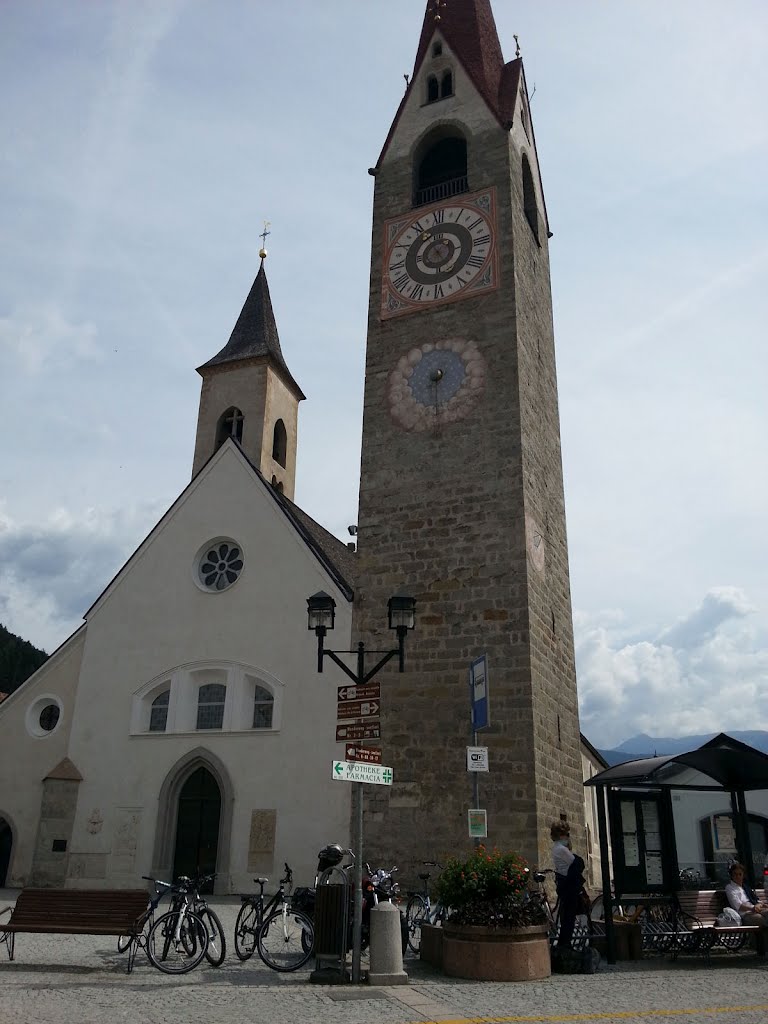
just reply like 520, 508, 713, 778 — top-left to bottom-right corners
584, 733, 768, 963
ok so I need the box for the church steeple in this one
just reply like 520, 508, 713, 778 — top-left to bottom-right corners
413, 0, 505, 117
191, 256, 304, 499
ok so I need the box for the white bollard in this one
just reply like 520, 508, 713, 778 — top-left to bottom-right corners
367, 901, 408, 985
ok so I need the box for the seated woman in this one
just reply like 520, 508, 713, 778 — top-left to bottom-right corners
725, 862, 768, 927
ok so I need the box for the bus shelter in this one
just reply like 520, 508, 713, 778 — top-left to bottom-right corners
584, 733, 768, 963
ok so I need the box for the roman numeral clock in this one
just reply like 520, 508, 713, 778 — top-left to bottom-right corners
381, 187, 498, 432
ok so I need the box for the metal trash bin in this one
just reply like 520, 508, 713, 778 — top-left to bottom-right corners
310, 866, 351, 983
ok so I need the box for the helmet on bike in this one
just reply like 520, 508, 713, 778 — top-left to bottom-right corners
317, 844, 344, 871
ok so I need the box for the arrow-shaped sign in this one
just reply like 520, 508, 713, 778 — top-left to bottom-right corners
337, 683, 380, 703
333, 761, 345, 777
336, 699, 380, 720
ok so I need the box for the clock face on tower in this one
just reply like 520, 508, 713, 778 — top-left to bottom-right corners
381, 187, 498, 319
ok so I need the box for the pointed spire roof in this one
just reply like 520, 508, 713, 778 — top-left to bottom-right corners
374, 0, 521, 169
198, 259, 305, 400
413, 0, 506, 118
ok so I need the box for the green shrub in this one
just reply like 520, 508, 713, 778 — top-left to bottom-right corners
435, 846, 547, 928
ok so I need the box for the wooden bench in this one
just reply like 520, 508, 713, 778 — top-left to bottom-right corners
673, 889, 762, 958
0, 888, 150, 973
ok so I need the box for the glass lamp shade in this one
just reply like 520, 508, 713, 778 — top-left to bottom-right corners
388, 594, 416, 631
307, 591, 336, 631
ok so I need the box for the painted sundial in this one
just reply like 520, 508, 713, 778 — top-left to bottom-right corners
387, 338, 486, 432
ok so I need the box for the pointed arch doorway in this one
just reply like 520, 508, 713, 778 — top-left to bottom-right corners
172, 767, 221, 893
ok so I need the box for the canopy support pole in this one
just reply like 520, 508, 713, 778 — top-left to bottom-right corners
596, 783, 616, 964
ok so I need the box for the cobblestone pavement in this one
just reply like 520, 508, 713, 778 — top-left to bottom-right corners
2, 891, 768, 1024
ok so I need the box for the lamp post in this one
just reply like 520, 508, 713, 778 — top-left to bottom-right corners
307, 589, 415, 984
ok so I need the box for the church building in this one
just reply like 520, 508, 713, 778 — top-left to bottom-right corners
0, 0, 585, 891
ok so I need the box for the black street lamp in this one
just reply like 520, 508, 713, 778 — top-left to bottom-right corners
306, 589, 416, 984
307, 590, 416, 679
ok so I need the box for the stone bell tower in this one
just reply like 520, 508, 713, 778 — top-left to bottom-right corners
353, 0, 584, 872
192, 254, 305, 499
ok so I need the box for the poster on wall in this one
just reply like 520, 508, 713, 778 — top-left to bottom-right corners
714, 815, 736, 851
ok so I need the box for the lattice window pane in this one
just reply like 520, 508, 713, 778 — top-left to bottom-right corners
197, 683, 226, 730
252, 684, 274, 729
149, 690, 170, 733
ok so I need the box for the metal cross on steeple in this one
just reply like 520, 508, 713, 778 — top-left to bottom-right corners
514, 34, 521, 58
259, 220, 271, 259
430, 0, 447, 23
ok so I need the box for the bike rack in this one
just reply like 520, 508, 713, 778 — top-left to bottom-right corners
309, 865, 352, 984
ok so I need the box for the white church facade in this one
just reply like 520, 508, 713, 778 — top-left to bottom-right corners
0, 259, 357, 893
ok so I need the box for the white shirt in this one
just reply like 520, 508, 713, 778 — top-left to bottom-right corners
725, 881, 754, 913
552, 840, 575, 877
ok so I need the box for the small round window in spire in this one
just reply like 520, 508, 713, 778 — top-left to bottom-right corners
196, 538, 244, 593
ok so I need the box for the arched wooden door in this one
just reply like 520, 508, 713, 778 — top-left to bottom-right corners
0, 818, 12, 887
172, 767, 220, 893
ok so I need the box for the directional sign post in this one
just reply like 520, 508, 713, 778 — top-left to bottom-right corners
306, 588, 416, 985
332, 761, 393, 786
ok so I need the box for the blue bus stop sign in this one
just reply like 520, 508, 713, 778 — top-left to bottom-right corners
470, 654, 489, 731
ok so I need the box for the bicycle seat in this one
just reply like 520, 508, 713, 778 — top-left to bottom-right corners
253, 877, 269, 884
418, 872, 431, 880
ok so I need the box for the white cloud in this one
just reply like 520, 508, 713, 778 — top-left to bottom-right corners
0, 500, 165, 652
0, 305, 100, 375
577, 589, 768, 749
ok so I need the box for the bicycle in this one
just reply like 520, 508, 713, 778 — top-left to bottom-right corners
532, 868, 592, 952
117, 875, 173, 958
234, 863, 314, 972
405, 861, 446, 954
185, 873, 226, 967
144, 876, 210, 974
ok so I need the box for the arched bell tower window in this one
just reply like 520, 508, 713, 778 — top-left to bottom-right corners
432, 41, 442, 57
440, 70, 453, 98
426, 75, 439, 103
522, 154, 539, 243
414, 131, 468, 207
271, 419, 287, 467
215, 407, 244, 450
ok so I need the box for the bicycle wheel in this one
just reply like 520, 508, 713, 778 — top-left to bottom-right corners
234, 900, 260, 961
589, 892, 623, 921
146, 910, 208, 974
405, 894, 428, 954
199, 907, 226, 966
257, 909, 314, 972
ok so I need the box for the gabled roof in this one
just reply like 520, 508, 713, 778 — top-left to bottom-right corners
84, 439, 353, 620
584, 733, 768, 792
197, 260, 305, 400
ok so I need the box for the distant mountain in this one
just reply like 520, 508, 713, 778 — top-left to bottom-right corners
598, 731, 768, 766
0, 623, 48, 696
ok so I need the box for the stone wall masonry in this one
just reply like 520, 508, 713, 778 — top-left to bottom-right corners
354, 96, 584, 880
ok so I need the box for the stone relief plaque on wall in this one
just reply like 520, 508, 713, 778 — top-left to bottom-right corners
111, 807, 142, 875
248, 809, 276, 873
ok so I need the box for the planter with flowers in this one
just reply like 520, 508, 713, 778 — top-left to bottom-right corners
434, 846, 550, 981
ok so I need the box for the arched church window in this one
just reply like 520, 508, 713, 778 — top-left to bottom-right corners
149, 690, 170, 732
440, 70, 453, 98
215, 407, 244, 450
272, 419, 287, 467
197, 683, 226, 730
522, 154, 539, 242
432, 41, 442, 57
427, 75, 439, 103
252, 685, 274, 729
414, 133, 468, 207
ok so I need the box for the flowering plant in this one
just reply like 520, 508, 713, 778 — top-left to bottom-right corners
435, 846, 547, 928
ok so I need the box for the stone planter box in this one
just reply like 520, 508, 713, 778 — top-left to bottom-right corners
442, 922, 551, 981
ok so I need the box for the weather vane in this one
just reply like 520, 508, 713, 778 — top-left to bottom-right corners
259, 221, 271, 259
431, 0, 447, 23
514, 34, 521, 58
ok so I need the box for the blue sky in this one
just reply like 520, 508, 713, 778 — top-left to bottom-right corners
1, 1, 766, 747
